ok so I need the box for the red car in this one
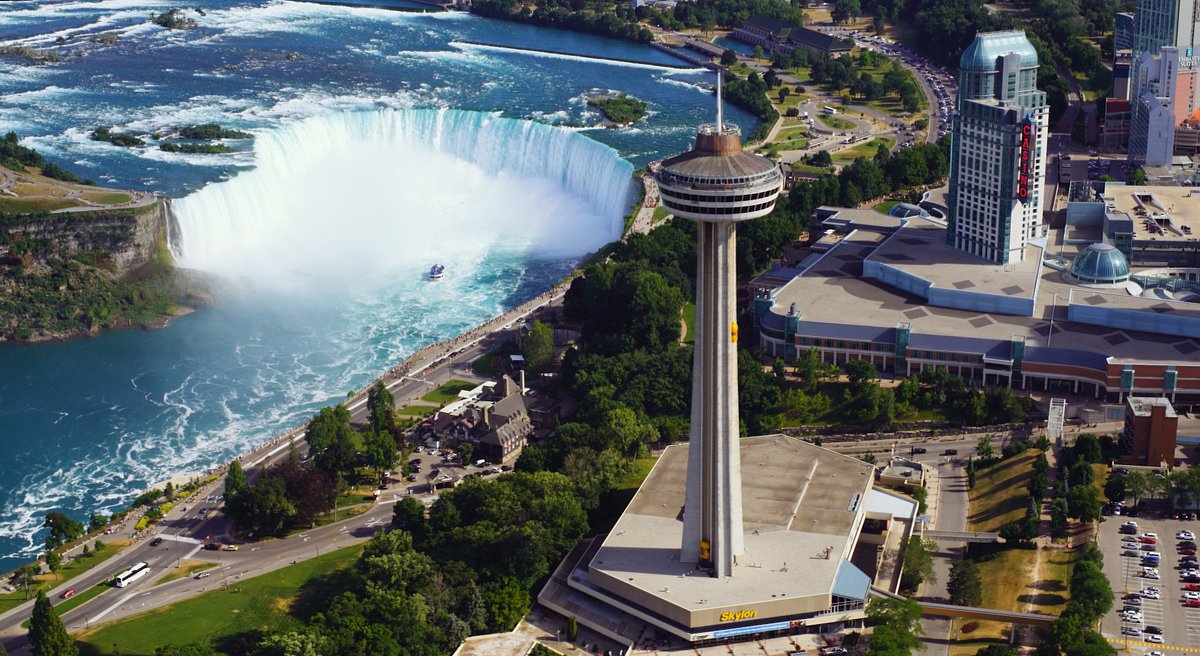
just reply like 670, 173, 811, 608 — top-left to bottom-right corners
1182, 548, 1197, 555
1141, 537, 1159, 544
1185, 584, 1200, 591
59, 588, 76, 599
1186, 599, 1200, 608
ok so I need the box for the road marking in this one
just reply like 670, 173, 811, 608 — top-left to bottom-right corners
1108, 637, 1200, 652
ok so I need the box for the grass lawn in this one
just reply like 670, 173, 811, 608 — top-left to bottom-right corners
790, 162, 831, 175
0, 197, 79, 213
818, 114, 854, 130
395, 404, 436, 417
471, 346, 516, 378
588, 456, 659, 535
153, 561, 217, 587
682, 302, 695, 345
81, 191, 132, 205
975, 546, 1038, 612
875, 199, 901, 214
968, 450, 1038, 532
21, 582, 115, 629
420, 379, 476, 405
652, 205, 670, 223
76, 545, 363, 655
833, 138, 894, 163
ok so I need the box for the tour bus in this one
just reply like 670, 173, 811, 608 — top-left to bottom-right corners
114, 561, 150, 587
822, 106, 838, 115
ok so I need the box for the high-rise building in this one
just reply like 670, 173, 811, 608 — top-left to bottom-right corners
1132, 0, 1200, 57
1116, 11, 1137, 54
654, 75, 782, 577
946, 31, 1048, 264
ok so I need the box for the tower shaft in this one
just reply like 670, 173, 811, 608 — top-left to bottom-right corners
681, 220, 744, 577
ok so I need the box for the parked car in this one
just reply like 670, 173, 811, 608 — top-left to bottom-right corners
943, 449, 959, 455
1145, 626, 1163, 635
912, 447, 927, 454
1146, 635, 1164, 644
1123, 627, 1142, 636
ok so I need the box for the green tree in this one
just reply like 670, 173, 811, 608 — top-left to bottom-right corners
224, 459, 250, 521
873, 6, 886, 33
1050, 497, 1069, 538
459, 442, 475, 466
720, 49, 737, 67
42, 512, 84, 550
975, 645, 1017, 656
1128, 166, 1147, 185
947, 560, 982, 606
832, 0, 861, 23
523, 321, 555, 373
163, 481, 175, 501
778, 87, 791, 103
367, 381, 395, 434
482, 576, 530, 632
811, 150, 834, 168
305, 405, 356, 482
567, 616, 578, 641
44, 551, 61, 580
29, 590, 77, 656
88, 514, 109, 532
391, 496, 427, 544
364, 430, 397, 479
753, 45, 765, 59
1067, 484, 1102, 522
242, 477, 297, 536
899, 536, 936, 592
975, 435, 995, 460
1073, 433, 1103, 463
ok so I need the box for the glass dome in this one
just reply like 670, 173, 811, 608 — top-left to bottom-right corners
1070, 243, 1130, 284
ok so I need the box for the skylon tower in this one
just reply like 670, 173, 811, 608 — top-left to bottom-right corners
654, 74, 783, 577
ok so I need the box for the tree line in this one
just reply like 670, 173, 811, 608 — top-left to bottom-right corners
1, 132, 94, 185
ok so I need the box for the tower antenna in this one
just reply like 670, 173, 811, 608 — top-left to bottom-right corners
717, 69, 723, 131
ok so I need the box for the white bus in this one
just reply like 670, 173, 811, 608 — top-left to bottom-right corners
822, 106, 838, 115
114, 561, 149, 587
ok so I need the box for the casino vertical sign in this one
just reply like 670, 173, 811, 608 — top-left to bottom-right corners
1016, 119, 1034, 203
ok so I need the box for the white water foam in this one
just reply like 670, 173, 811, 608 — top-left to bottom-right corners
450, 41, 706, 72
172, 108, 634, 290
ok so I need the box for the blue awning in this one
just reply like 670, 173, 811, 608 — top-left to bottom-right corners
832, 560, 871, 601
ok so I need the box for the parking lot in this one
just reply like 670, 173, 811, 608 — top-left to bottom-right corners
1100, 513, 1200, 651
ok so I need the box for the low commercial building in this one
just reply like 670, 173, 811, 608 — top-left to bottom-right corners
730, 15, 851, 57
752, 207, 1200, 407
422, 375, 531, 464
1122, 396, 1180, 466
1065, 181, 1200, 268
538, 435, 918, 646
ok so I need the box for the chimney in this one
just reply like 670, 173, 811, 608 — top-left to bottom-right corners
520, 369, 526, 395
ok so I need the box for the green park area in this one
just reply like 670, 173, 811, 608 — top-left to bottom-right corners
833, 138, 894, 163
818, 114, 855, 131
589, 456, 658, 535
757, 126, 811, 157
76, 545, 362, 655
420, 379, 476, 405
968, 450, 1038, 532
0, 542, 116, 613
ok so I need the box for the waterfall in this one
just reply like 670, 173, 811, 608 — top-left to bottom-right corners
171, 108, 635, 282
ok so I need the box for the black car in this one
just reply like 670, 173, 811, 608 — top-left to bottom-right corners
944, 449, 959, 456
149, 537, 163, 547
1145, 626, 1163, 635
1183, 574, 1200, 583
912, 447, 927, 454
1123, 550, 1139, 557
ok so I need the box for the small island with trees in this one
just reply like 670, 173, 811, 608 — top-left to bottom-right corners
587, 93, 648, 126
150, 8, 198, 30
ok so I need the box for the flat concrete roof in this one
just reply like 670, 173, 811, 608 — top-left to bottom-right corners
1069, 287, 1200, 320
1128, 396, 1178, 417
866, 218, 1042, 301
769, 218, 1200, 363
588, 435, 874, 616
1104, 185, 1200, 241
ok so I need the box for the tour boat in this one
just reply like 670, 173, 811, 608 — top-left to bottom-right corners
429, 264, 445, 280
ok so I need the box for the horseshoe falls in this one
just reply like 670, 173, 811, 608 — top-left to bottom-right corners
0, 0, 757, 570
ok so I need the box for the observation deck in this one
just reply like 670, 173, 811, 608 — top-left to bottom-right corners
657, 124, 783, 222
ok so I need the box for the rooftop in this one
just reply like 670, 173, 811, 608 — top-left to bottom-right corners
767, 215, 1200, 363
1101, 184, 1200, 241
587, 435, 874, 618
1128, 396, 1178, 418
959, 30, 1039, 72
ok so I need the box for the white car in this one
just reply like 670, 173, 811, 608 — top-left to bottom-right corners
1146, 635, 1164, 644
1142, 532, 1159, 539
1123, 627, 1142, 636
1124, 612, 1144, 621
1143, 589, 1161, 598
1180, 530, 1196, 540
